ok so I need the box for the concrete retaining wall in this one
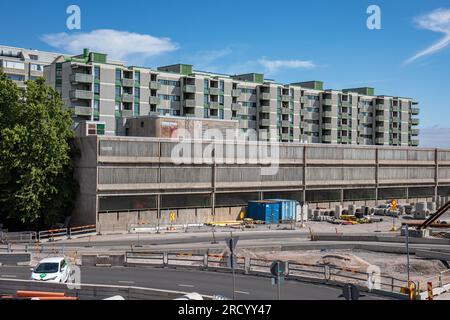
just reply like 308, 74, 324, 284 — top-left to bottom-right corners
0, 253, 31, 266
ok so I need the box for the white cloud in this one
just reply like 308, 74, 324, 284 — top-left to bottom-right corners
41, 29, 178, 62
258, 58, 316, 73
405, 8, 450, 64
420, 127, 450, 148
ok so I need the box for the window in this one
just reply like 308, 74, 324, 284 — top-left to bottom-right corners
219, 80, 225, 91
219, 109, 224, 119
7, 74, 25, 81
94, 100, 100, 111
115, 69, 122, 80
115, 102, 121, 111
158, 79, 180, 87
219, 95, 224, 105
204, 79, 209, 89
134, 87, 140, 99
29, 54, 38, 61
204, 108, 209, 118
134, 71, 140, 82
94, 66, 100, 80
204, 95, 209, 105
94, 83, 100, 94
3, 60, 25, 70
158, 94, 180, 102
30, 64, 44, 71
60, 259, 67, 270
115, 86, 121, 97
241, 88, 256, 94
134, 103, 140, 116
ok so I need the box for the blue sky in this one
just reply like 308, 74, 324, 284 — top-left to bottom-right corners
1, 0, 450, 146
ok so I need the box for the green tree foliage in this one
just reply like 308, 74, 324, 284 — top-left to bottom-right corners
0, 72, 78, 228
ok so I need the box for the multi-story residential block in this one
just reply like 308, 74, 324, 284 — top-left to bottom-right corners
0, 45, 61, 88
45, 49, 420, 146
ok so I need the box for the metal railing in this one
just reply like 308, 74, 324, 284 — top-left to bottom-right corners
1, 225, 98, 244
123, 251, 413, 297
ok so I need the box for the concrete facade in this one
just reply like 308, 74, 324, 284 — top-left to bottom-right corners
72, 136, 450, 231
0, 45, 61, 88
45, 49, 420, 147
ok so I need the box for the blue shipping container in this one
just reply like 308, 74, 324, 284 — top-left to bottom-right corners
247, 201, 280, 224
267, 199, 298, 222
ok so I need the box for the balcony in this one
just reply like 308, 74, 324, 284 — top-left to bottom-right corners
259, 119, 271, 126
411, 128, 420, 136
375, 104, 386, 111
358, 115, 371, 123
184, 99, 196, 108
149, 96, 160, 105
281, 95, 290, 102
411, 118, 420, 126
391, 139, 400, 145
281, 120, 291, 127
305, 123, 320, 132
304, 112, 319, 121
122, 78, 134, 87
231, 89, 241, 97
184, 85, 196, 93
322, 99, 335, 106
70, 90, 93, 100
281, 133, 291, 141
322, 111, 334, 118
391, 117, 400, 123
70, 73, 93, 84
260, 106, 272, 113
281, 107, 291, 115
150, 81, 161, 90
231, 103, 241, 111
209, 102, 220, 109
260, 93, 271, 100
73, 106, 92, 116
411, 107, 420, 115
340, 101, 350, 107
121, 109, 134, 118
322, 123, 333, 130
300, 96, 309, 104
122, 93, 134, 103
375, 115, 385, 121
358, 138, 372, 145
360, 127, 373, 135
339, 125, 350, 131
411, 140, 419, 147
209, 87, 220, 95
322, 135, 332, 143
239, 119, 256, 129
375, 138, 386, 144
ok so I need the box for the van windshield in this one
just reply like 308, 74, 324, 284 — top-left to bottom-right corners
35, 263, 59, 274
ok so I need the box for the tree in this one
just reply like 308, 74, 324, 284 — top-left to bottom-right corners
0, 71, 78, 229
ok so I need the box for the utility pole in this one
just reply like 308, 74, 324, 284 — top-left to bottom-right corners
405, 225, 411, 284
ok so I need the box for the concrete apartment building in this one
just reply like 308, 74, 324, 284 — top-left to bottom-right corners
0, 45, 61, 88
44, 49, 420, 146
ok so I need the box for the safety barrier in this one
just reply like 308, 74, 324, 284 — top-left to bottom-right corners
0, 231, 37, 243
123, 250, 421, 299
38, 228, 68, 242
68, 225, 97, 239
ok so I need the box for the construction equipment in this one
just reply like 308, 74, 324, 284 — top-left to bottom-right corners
417, 200, 450, 230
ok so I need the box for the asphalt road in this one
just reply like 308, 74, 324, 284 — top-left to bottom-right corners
0, 265, 387, 300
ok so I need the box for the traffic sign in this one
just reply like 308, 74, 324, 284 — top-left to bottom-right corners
170, 212, 176, 222
391, 199, 397, 211
270, 261, 287, 277
240, 212, 245, 220
225, 237, 239, 252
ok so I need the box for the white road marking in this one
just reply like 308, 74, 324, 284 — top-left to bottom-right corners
235, 290, 250, 295
118, 280, 135, 284
1, 275, 17, 278
178, 284, 195, 288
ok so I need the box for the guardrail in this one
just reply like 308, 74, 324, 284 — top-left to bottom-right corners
124, 251, 410, 298
0, 225, 98, 244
